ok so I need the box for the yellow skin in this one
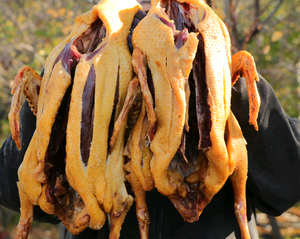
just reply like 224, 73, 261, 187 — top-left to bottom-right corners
9, 0, 260, 238
132, 2, 199, 197
231, 50, 260, 130
111, 78, 151, 239
128, 1, 260, 239
10, 0, 141, 238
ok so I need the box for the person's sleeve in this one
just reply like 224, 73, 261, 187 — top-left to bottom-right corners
231, 75, 300, 216
0, 101, 60, 224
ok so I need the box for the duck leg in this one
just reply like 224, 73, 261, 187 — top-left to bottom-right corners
132, 48, 157, 141
231, 50, 260, 130
8, 66, 41, 150
227, 111, 251, 239
104, 123, 133, 239
15, 182, 34, 239
110, 77, 141, 148
125, 163, 150, 239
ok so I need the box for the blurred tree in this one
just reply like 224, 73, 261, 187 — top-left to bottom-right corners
213, 0, 300, 118
0, 0, 96, 143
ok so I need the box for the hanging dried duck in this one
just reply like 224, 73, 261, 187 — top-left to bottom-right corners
9, 0, 141, 238
112, 1, 260, 239
9, 0, 260, 239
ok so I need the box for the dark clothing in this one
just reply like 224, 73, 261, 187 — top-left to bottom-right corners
0, 101, 61, 225
1, 75, 300, 239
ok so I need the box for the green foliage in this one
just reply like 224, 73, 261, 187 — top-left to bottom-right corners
214, 0, 300, 118
0, 1, 95, 142
247, 0, 300, 118
218, 0, 300, 118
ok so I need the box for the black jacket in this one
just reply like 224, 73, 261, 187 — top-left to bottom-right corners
1, 75, 300, 239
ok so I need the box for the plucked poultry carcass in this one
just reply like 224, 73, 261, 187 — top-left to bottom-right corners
112, 0, 260, 239
9, 0, 141, 238
9, 0, 261, 239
